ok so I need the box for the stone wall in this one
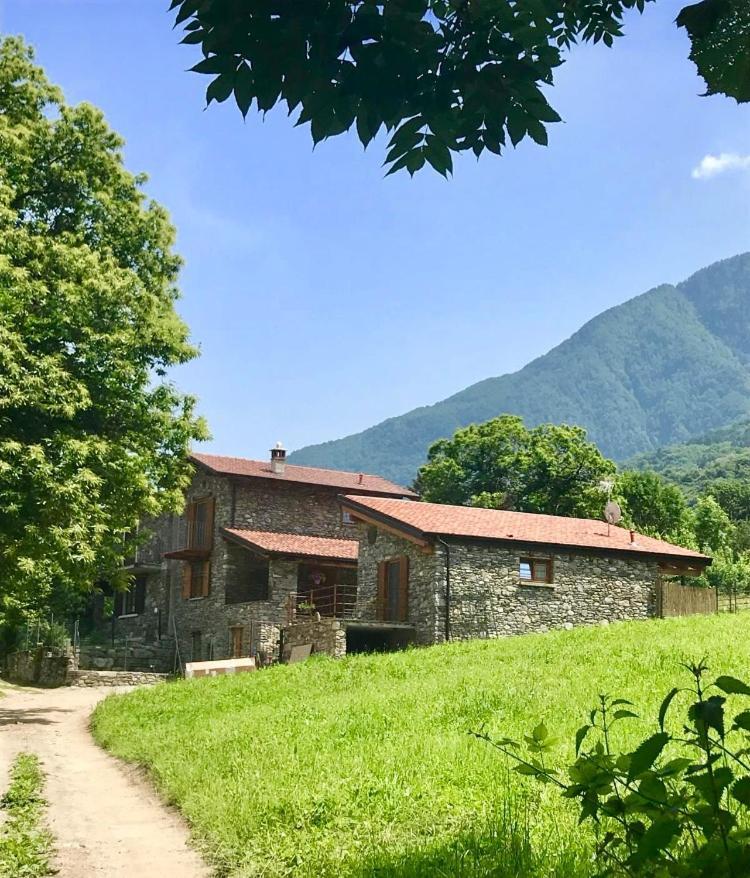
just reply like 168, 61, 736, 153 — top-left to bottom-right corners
355, 525, 444, 644
78, 638, 175, 673
357, 524, 661, 644
67, 669, 167, 687
168, 472, 368, 665
3, 649, 72, 687
445, 542, 658, 639
280, 617, 346, 661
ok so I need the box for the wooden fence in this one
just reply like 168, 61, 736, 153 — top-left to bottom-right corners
658, 581, 717, 618
717, 592, 750, 614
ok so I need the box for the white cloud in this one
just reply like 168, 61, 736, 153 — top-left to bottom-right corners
691, 153, 750, 180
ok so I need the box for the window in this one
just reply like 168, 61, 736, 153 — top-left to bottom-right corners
114, 575, 147, 617
191, 631, 202, 662
519, 557, 553, 584
341, 509, 356, 527
225, 547, 269, 604
230, 626, 244, 658
182, 560, 210, 599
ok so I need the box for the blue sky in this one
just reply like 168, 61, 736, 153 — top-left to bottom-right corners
3, 0, 749, 460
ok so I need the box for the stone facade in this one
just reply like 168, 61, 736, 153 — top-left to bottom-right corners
91, 464, 391, 668
446, 542, 658, 639
355, 525, 444, 643
357, 525, 661, 644
78, 640, 175, 673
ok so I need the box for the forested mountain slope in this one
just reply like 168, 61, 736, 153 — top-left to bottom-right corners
290, 254, 750, 485
626, 418, 750, 498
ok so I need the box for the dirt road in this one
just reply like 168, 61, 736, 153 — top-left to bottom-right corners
0, 683, 210, 877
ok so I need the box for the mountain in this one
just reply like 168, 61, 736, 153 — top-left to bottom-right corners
626, 418, 750, 499
289, 254, 750, 485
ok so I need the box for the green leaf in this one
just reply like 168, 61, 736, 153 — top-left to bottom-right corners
632, 816, 680, 863
575, 724, 590, 755
233, 64, 253, 117
732, 709, 750, 732
206, 73, 234, 105
613, 709, 639, 721
715, 675, 750, 696
627, 733, 670, 781
658, 687, 679, 732
424, 135, 452, 177
732, 776, 750, 808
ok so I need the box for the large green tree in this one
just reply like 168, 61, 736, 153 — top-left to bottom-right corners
170, 0, 748, 175
415, 414, 615, 517
614, 470, 691, 541
0, 38, 207, 624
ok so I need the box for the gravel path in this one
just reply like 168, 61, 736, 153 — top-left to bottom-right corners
0, 683, 210, 877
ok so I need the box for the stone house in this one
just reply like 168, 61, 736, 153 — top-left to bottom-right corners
334, 495, 711, 647
107, 445, 416, 668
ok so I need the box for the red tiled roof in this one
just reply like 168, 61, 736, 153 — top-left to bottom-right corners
222, 528, 359, 562
340, 496, 710, 564
191, 452, 416, 497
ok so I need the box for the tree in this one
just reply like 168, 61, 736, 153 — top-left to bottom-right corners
0, 38, 207, 626
693, 495, 734, 554
415, 415, 615, 517
170, 0, 749, 175
615, 470, 690, 541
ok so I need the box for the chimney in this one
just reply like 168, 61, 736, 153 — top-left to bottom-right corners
629, 529, 636, 544
358, 473, 364, 485
270, 441, 286, 475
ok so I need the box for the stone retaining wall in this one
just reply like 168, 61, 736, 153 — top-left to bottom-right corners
280, 616, 346, 661
67, 669, 168, 687
78, 638, 175, 673
3, 649, 72, 687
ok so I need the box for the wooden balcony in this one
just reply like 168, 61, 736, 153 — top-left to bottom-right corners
164, 498, 215, 560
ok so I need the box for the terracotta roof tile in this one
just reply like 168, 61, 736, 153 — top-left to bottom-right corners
192, 452, 416, 497
222, 528, 358, 562
341, 496, 710, 563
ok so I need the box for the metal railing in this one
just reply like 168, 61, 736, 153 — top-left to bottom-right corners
285, 589, 410, 624
286, 585, 359, 623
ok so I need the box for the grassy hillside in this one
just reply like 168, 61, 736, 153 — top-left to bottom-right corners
289, 254, 750, 485
626, 418, 750, 497
92, 614, 750, 878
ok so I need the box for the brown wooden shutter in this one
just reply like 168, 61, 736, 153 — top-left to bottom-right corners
376, 561, 387, 621
181, 563, 191, 599
201, 560, 211, 597
204, 497, 215, 550
397, 556, 410, 622
186, 500, 196, 547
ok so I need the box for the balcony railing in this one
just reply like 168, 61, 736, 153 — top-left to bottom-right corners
286, 586, 359, 623
285, 588, 410, 624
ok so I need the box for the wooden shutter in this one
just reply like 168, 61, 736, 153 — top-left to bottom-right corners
204, 497, 215, 550
376, 561, 387, 621
201, 560, 211, 597
181, 563, 191, 599
186, 500, 197, 548
397, 556, 409, 622
134, 577, 147, 614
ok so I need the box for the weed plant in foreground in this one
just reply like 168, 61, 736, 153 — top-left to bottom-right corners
0, 753, 53, 878
91, 614, 750, 878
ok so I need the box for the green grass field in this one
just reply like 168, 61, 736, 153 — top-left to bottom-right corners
91, 614, 750, 878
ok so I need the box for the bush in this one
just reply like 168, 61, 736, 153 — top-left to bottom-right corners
476, 662, 750, 876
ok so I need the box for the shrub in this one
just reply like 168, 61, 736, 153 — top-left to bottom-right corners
475, 662, 750, 876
